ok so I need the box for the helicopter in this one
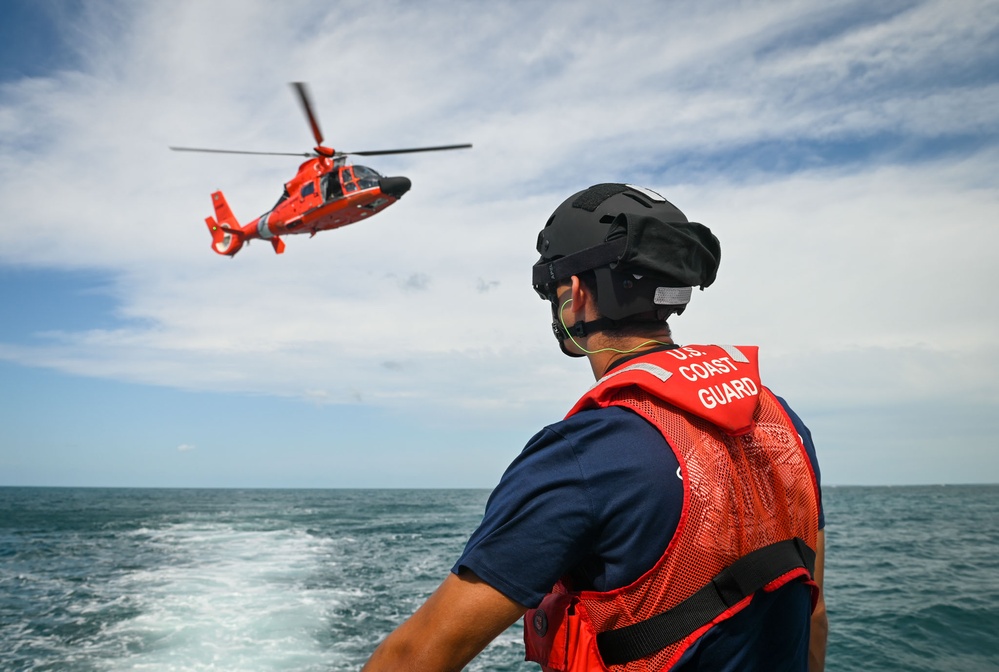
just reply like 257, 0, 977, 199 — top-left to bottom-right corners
170, 83, 471, 256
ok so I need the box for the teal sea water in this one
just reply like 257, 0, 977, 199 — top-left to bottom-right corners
1, 485, 997, 671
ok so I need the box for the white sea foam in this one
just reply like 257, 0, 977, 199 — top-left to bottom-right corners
96, 523, 346, 671
1, 488, 520, 671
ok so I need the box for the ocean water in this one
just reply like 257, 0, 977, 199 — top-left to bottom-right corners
1, 486, 997, 671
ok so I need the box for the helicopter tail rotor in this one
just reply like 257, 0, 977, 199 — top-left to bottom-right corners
205, 191, 245, 256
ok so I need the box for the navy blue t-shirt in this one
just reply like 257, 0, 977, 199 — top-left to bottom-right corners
453, 391, 822, 670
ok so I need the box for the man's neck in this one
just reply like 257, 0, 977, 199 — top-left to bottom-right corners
586, 337, 675, 380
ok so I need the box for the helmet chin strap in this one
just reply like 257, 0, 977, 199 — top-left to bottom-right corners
554, 298, 671, 357
549, 297, 586, 358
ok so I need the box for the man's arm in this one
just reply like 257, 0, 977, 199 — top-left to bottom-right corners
362, 569, 528, 672
809, 530, 827, 672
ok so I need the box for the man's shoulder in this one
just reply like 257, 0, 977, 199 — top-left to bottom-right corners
541, 404, 666, 445
529, 404, 677, 492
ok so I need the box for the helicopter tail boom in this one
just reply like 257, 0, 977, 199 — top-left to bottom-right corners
205, 191, 245, 256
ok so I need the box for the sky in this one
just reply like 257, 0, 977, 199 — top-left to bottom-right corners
1, 0, 997, 488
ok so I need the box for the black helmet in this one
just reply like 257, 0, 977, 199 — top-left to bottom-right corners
532, 183, 721, 353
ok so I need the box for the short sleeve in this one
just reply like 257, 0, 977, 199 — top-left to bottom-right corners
452, 407, 684, 607
451, 423, 596, 607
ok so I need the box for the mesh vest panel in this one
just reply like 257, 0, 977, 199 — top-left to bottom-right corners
575, 388, 819, 672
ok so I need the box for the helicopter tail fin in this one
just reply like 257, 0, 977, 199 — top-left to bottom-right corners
205, 191, 244, 256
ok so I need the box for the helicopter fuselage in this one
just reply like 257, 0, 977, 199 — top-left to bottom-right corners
204, 157, 412, 256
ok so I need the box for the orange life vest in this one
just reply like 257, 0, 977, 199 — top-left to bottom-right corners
523, 345, 820, 672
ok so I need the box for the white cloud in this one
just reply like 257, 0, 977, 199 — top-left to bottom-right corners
177, 444, 196, 452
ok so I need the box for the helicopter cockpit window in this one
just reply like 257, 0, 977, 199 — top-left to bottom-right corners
273, 187, 290, 209
322, 173, 344, 201
343, 167, 358, 193
353, 165, 381, 190
300, 181, 316, 198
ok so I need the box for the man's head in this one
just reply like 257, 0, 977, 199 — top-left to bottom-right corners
532, 184, 721, 357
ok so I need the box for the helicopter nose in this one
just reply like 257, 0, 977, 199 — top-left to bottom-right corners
379, 176, 412, 199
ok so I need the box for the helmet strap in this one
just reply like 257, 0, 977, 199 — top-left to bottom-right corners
548, 296, 587, 358
555, 298, 671, 357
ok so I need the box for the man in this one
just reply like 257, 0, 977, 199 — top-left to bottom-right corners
363, 184, 826, 671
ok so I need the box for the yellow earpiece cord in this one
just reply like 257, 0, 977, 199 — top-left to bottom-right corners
559, 298, 670, 355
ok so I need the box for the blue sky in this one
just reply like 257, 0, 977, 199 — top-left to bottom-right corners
1, 0, 997, 487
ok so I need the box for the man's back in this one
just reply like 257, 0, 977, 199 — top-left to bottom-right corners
456, 371, 823, 670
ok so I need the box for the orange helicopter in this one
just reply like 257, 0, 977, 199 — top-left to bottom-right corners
171, 83, 471, 256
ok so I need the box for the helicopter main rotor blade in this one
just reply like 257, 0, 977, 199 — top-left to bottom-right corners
344, 143, 473, 157
292, 82, 324, 148
170, 146, 314, 157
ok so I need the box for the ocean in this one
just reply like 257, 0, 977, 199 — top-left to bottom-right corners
1, 485, 997, 671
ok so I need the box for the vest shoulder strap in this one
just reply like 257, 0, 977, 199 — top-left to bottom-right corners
595, 537, 816, 666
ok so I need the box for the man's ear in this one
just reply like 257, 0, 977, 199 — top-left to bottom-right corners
570, 275, 589, 316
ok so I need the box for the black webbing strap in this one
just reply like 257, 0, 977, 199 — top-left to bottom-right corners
532, 238, 628, 286
596, 537, 815, 666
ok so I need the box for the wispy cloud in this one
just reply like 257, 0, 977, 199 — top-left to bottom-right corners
477, 279, 501, 294
0, 0, 997, 483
